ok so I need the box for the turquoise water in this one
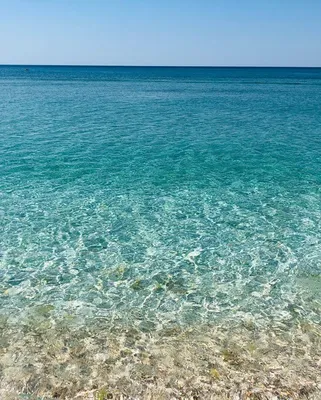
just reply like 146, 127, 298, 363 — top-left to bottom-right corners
1, 66, 321, 333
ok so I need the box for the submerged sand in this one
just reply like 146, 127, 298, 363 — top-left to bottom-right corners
0, 316, 321, 399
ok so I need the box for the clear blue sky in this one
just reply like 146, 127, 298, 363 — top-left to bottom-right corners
1, 0, 321, 66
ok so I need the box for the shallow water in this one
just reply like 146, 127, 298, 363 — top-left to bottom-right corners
1, 66, 321, 398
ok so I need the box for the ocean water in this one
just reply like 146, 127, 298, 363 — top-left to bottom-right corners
1, 66, 321, 397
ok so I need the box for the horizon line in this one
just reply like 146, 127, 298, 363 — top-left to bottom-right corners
1, 64, 321, 68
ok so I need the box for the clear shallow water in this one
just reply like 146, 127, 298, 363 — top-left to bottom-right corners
1, 66, 321, 397
1, 66, 321, 332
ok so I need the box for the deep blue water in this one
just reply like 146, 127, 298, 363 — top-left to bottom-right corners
1, 66, 321, 331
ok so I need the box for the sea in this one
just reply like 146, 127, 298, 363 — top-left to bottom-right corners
1, 66, 321, 398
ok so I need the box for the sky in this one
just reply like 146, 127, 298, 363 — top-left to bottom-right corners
1, 0, 321, 67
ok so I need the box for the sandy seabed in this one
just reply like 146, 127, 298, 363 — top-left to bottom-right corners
0, 315, 321, 400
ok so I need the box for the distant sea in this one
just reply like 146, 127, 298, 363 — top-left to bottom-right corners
1, 66, 321, 398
